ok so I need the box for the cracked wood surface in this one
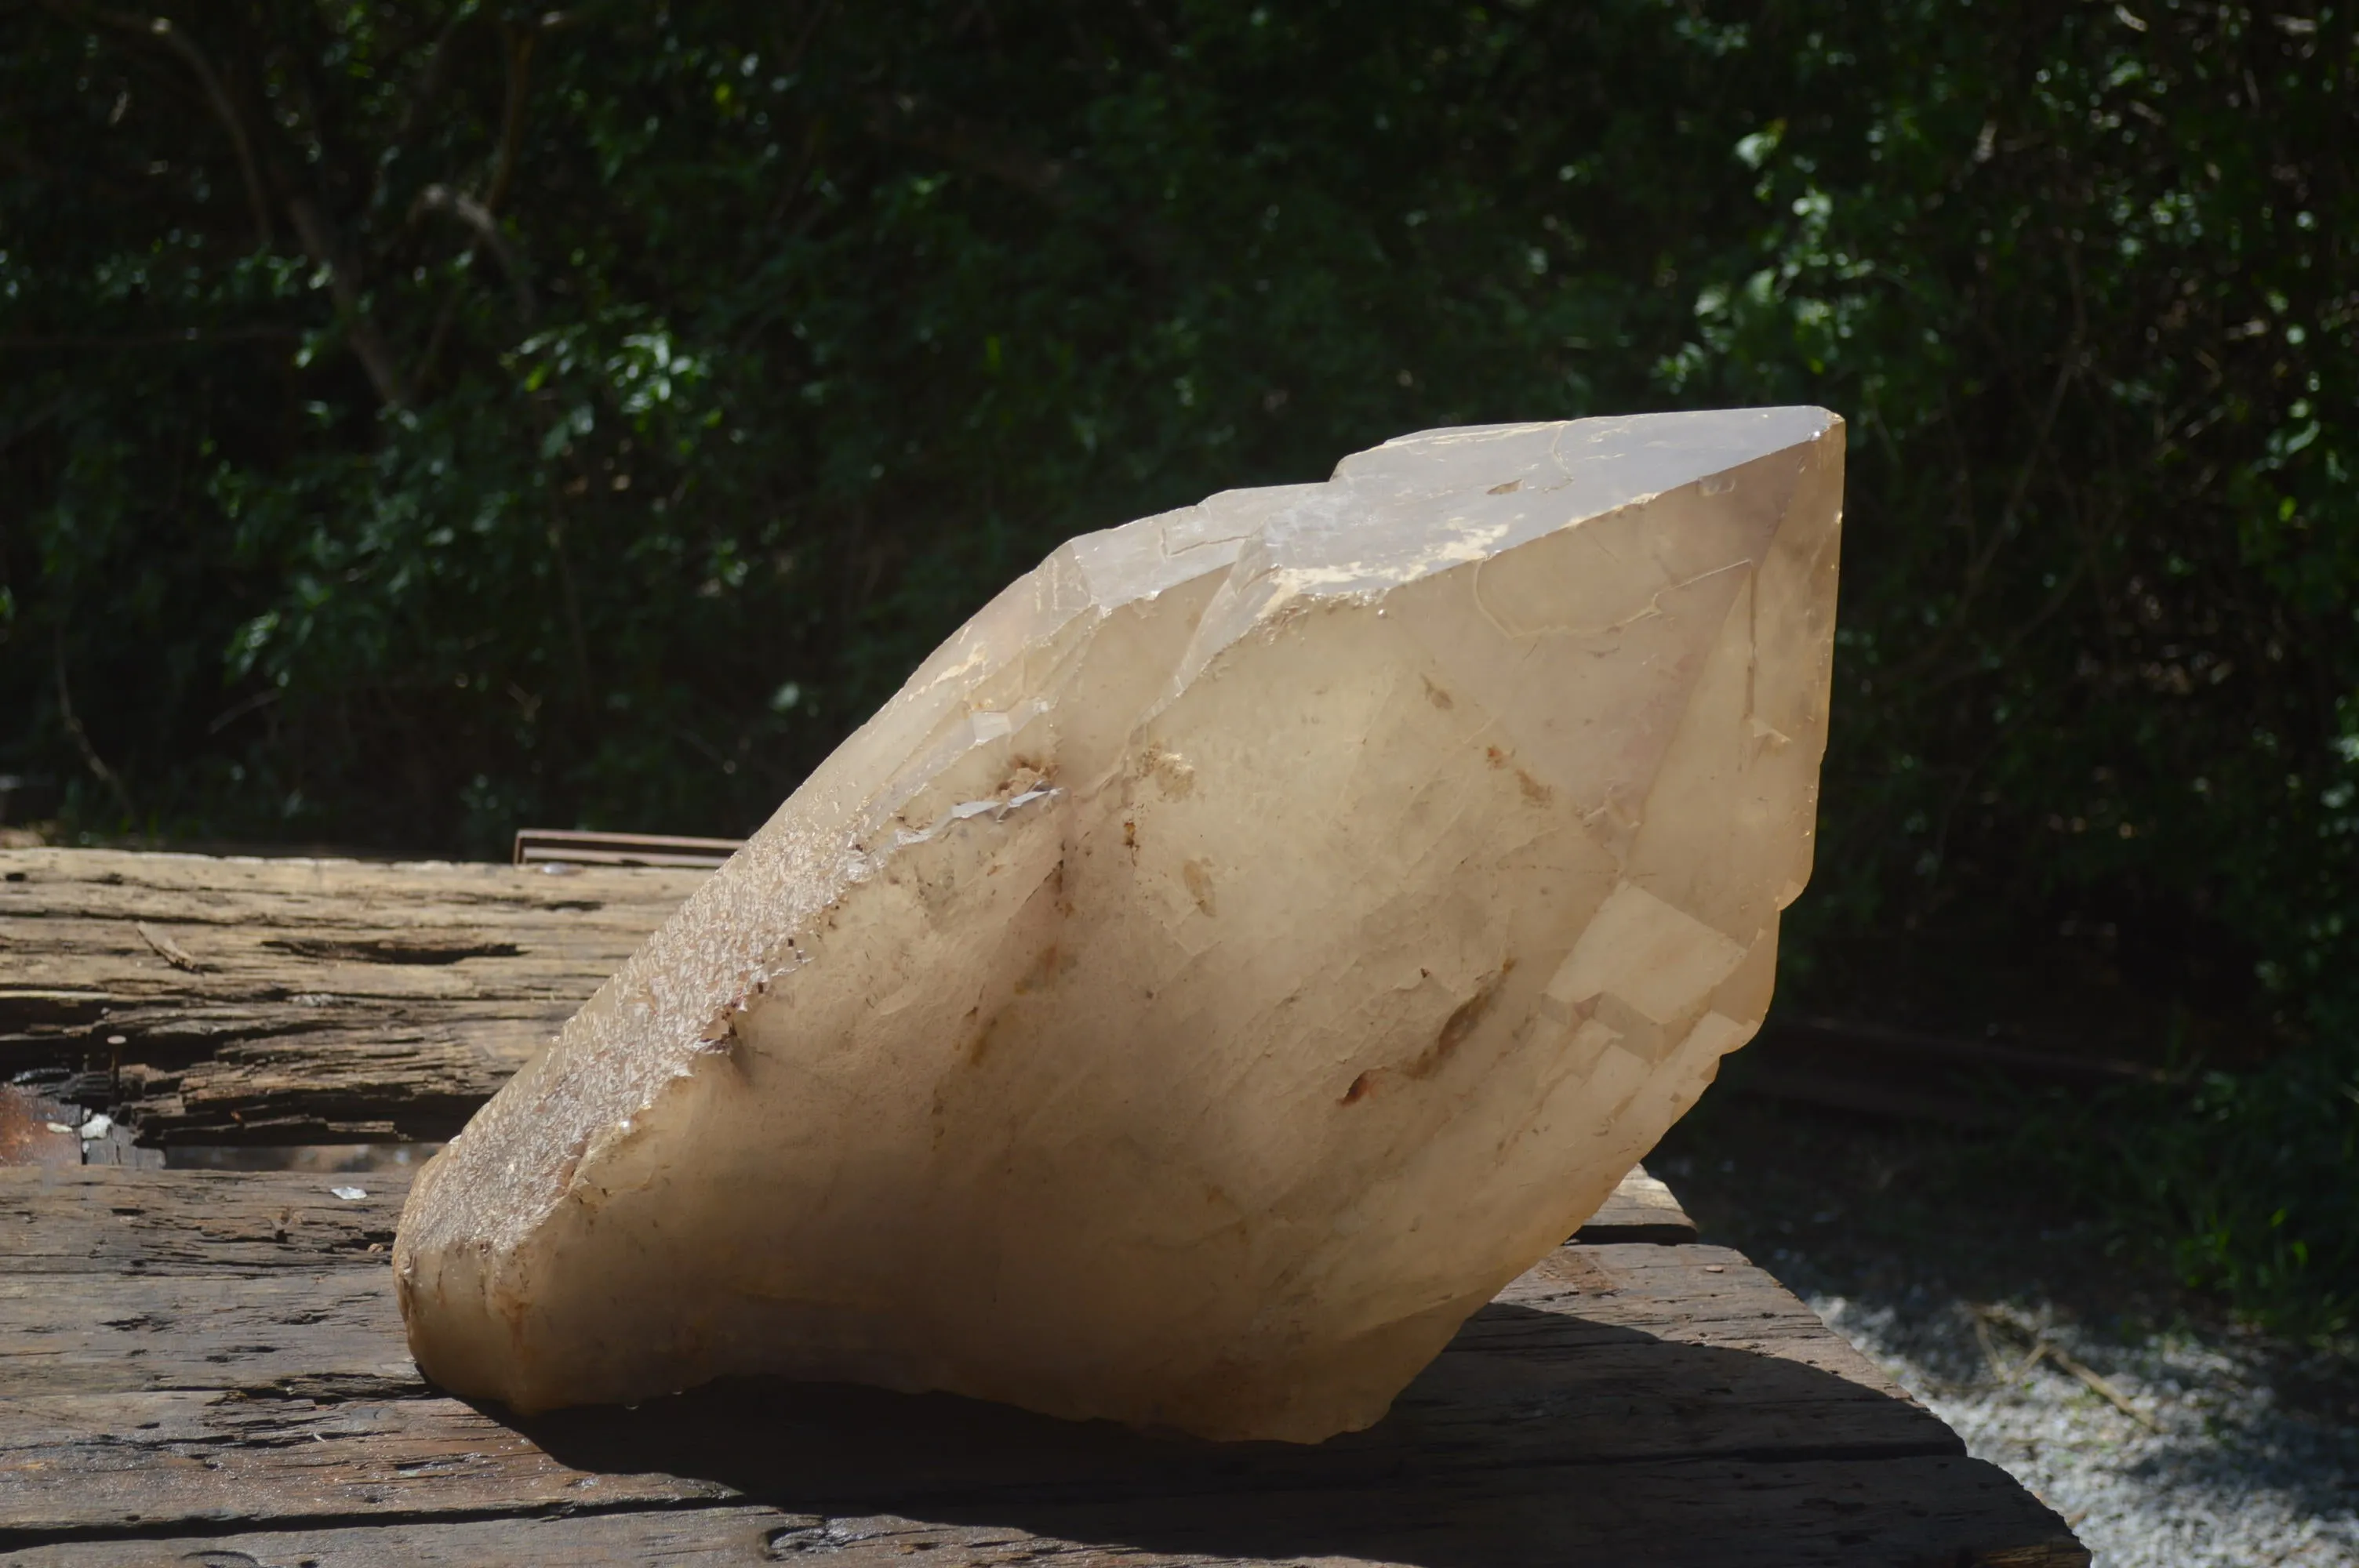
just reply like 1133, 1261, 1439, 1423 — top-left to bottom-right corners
0, 850, 2087, 1565
0, 1171, 2085, 1565
1, 1465, 2087, 1567
0, 1167, 406, 1274
0, 1233, 1955, 1472
0, 849, 706, 1142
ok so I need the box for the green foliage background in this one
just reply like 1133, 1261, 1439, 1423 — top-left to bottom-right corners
3, 0, 2354, 1324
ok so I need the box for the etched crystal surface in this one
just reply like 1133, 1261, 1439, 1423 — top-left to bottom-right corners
394, 408, 1845, 1441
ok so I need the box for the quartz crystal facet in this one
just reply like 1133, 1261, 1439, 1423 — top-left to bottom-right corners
394, 408, 1845, 1442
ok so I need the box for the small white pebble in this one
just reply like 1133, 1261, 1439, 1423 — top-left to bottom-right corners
43, 1122, 74, 1135
330, 1185, 367, 1201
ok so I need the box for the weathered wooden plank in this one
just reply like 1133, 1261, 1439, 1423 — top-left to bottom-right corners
0, 1392, 733, 1539
0, 849, 703, 1142
0, 1451, 2091, 1566
0, 1323, 1957, 1537
0, 1239, 1863, 1408
0, 1240, 1963, 1535
1469, 1241, 1917, 1380
0, 851, 2085, 1566
0, 1167, 405, 1273
0, 1272, 415, 1399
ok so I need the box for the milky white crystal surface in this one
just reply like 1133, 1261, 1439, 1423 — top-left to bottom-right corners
394, 408, 1845, 1442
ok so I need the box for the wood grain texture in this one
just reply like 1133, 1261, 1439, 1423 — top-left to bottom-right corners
1572, 1162, 1694, 1243
0, 1245, 1976, 1541
0, 1271, 416, 1399
0, 1392, 732, 1538
0, 1167, 405, 1273
0, 1459, 2090, 1567
0, 1240, 1932, 1438
0, 849, 704, 1142
0, 851, 2084, 1566
0, 1214, 2084, 1564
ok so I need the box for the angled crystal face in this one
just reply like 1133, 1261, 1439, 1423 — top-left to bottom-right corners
394, 408, 1845, 1442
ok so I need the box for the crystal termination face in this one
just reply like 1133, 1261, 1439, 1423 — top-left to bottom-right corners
394, 409, 1845, 1443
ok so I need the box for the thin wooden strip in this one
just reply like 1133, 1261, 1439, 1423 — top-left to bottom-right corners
0, 846, 702, 910
0, 849, 702, 1142
512, 828, 742, 868
0, 1454, 2090, 1566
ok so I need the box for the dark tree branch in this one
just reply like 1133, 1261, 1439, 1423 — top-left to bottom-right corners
865, 90, 1071, 204
1, 137, 148, 203
34, 2, 408, 406
285, 194, 408, 406
486, 24, 536, 217
391, 5, 471, 141
1883, 287, 2087, 689
39, 2, 274, 249
362, 5, 480, 221
769, 0, 836, 78
860, 91, 1178, 281
53, 629, 137, 826
0, 325, 300, 349
411, 183, 536, 319
405, 16, 546, 394
545, 503, 595, 710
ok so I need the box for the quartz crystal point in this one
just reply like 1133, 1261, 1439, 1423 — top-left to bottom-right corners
394, 408, 1845, 1442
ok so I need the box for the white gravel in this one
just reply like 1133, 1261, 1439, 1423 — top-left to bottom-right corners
1809, 1286, 2359, 1567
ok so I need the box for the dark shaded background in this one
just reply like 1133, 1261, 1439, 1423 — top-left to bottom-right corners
3, 0, 2354, 1326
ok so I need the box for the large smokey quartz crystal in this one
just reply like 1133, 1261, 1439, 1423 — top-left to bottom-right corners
394, 408, 1844, 1442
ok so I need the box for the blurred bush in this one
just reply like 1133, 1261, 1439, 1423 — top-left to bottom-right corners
2, 1, 2352, 1322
